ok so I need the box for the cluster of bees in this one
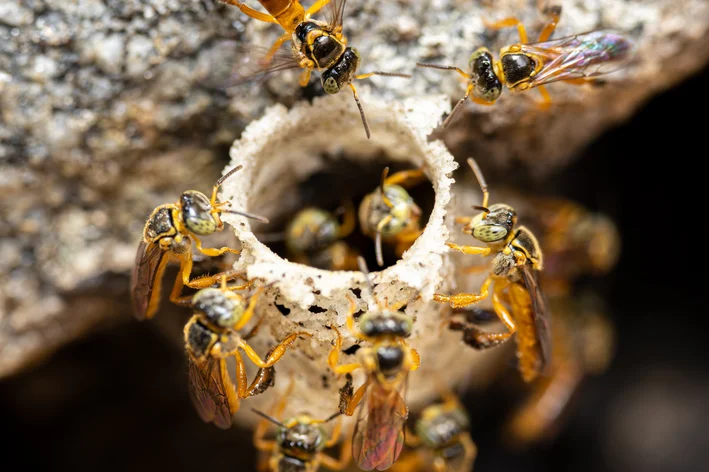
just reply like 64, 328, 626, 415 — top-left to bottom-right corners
131, 0, 630, 470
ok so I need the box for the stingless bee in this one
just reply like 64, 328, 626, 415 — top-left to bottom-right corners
253, 378, 352, 471
185, 277, 311, 429
285, 205, 359, 271
223, 0, 410, 138
417, 7, 635, 126
328, 257, 420, 471
359, 167, 426, 266
434, 158, 551, 383
392, 388, 477, 472
131, 165, 269, 320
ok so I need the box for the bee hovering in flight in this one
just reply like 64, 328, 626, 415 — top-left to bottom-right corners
328, 257, 420, 470
417, 7, 635, 126
359, 167, 426, 267
222, 0, 411, 138
185, 277, 311, 429
252, 377, 352, 471
434, 158, 551, 383
131, 165, 269, 321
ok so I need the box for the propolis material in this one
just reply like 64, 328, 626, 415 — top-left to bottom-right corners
219, 93, 503, 426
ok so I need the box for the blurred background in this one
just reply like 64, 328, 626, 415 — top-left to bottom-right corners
1, 54, 706, 472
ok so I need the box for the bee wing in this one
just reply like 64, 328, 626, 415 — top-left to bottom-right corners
324, 0, 347, 30
130, 240, 168, 320
223, 43, 302, 88
520, 264, 552, 372
186, 355, 234, 429
353, 379, 408, 471
521, 30, 635, 87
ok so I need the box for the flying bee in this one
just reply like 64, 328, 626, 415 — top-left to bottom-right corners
328, 257, 420, 471
252, 378, 352, 471
417, 7, 635, 126
503, 294, 615, 447
223, 0, 410, 138
392, 387, 477, 472
285, 205, 359, 271
519, 196, 620, 295
359, 167, 426, 267
434, 158, 551, 383
185, 278, 312, 429
131, 165, 269, 321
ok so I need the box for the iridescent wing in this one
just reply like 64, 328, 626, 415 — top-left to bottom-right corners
325, 0, 347, 30
130, 240, 168, 320
353, 379, 408, 471
225, 43, 303, 88
520, 30, 635, 88
186, 355, 234, 429
520, 264, 552, 373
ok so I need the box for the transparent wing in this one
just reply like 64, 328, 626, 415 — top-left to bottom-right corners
353, 379, 408, 471
224, 43, 302, 88
186, 355, 234, 430
325, 0, 347, 30
521, 30, 635, 87
520, 265, 552, 372
130, 240, 167, 321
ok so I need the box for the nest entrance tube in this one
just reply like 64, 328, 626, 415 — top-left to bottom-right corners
219, 93, 502, 428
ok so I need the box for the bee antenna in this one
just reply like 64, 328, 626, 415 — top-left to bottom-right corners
215, 164, 243, 188
251, 408, 286, 428
349, 84, 371, 139
442, 87, 472, 128
357, 256, 378, 304
466, 158, 489, 210
324, 412, 342, 423
222, 209, 270, 224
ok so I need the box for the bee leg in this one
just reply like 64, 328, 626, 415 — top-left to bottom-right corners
336, 200, 357, 238
345, 296, 368, 341
460, 433, 479, 471
328, 325, 363, 375
446, 242, 492, 257
483, 17, 529, 44
535, 85, 552, 110
264, 33, 292, 65
455, 216, 473, 225
305, 0, 332, 18
240, 331, 312, 369
537, 5, 562, 42
220, 1, 278, 24
449, 320, 513, 349
233, 285, 265, 331
383, 168, 426, 188
408, 345, 421, 371
461, 263, 490, 274
434, 276, 493, 308
192, 234, 241, 257
320, 439, 353, 471
298, 68, 312, 87
342, 378, 370, 416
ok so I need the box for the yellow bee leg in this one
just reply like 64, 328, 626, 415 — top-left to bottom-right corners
234, 286, 265, 331
240, 332, 312, 368
434, 275, 493, 308
537, 6, 561, 42
220, 357, 241, 415
304, 0, 332, 18
320, 438, 353, 471
298, 67, 312, 87
483, 17, 529, 43
383, 168, 426, 188
536, 85, 552, 110
220, 1, 278, 23
328, 325, 363, 375
192, 234, 240, 257
262, 32, 291, 65
446, 242, 492, 256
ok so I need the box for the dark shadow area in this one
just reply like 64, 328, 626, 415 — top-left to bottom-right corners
1, 65, 707, 471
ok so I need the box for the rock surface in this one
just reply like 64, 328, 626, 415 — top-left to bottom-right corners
1, 0, 708, 377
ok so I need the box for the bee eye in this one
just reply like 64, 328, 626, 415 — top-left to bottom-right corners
473, 224, 507, 242
322, 76, 340, 94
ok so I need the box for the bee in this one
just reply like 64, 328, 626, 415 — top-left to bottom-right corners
222, 0, 410, 138
131, 165, 269, 321
417, 7, 635, 126
519, 196, 620, 295
285, 205, 359, 271
359, 167, 426, 267
253, 378, 352, 471
328, 257, 420, 471
392, 389, 477, 472
434, 158, 551, 383
503, 295, 615, 447
185, 277, 311, 429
